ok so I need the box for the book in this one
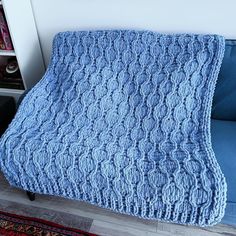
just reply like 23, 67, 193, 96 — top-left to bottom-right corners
0, 33, 5, 50
0, 8, 13, 50
0, 77, 22, 83
0, 78, 24, 89
0, 74, 24, 89
0, 82, 24, 90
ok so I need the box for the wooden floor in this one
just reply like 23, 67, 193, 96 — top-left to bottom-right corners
0, 173, 235, 236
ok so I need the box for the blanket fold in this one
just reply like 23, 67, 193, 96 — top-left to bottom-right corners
0, 30, 227, 226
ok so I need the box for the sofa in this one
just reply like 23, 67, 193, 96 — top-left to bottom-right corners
211, 39, 236, 226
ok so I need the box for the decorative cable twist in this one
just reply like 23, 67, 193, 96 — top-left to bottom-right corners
0, 30, 226, 226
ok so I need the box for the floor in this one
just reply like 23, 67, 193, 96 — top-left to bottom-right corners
0, 173, 235, 236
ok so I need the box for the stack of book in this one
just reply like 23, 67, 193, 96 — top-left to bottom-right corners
0, 59, 24, 89
0, 77, 24, 90
0, 7, 13, 50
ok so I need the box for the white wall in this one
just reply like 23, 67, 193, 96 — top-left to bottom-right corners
31, 0, 236, 66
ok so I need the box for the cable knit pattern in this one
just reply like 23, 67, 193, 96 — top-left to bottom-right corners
0, 30, 227, 226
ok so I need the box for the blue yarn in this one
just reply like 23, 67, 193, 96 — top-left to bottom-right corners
0, 30, 227, 226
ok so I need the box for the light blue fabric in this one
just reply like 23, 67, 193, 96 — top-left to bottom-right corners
0, 31, 226, 226
211, 119, 236, 226
212, 40, 236, 121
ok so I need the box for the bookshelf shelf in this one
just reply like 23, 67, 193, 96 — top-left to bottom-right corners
0, 0, 45, 101
0, 87, 24, 100
0, 49, 15, 56
0, 87, 24, 93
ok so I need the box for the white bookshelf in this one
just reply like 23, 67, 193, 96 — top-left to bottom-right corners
0, 0, 45, 101
0, 87, 24, 100
0, 49, 15, 56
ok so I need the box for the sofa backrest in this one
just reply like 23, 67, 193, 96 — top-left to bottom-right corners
212, 39, 236, 121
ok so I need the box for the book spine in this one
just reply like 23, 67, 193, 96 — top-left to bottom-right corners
0, 82, 24, 90
0, 34, 5, 50
0, 9, 13, 50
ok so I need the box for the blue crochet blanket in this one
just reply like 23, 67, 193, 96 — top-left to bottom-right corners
0, 30, 227, 226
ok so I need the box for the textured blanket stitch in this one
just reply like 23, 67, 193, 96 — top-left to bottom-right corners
0, 30, 227, 226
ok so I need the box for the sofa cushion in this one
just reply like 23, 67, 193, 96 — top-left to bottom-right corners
212, 40, 236, 121
211, 119, 236, 225
211, 119, 236, 202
